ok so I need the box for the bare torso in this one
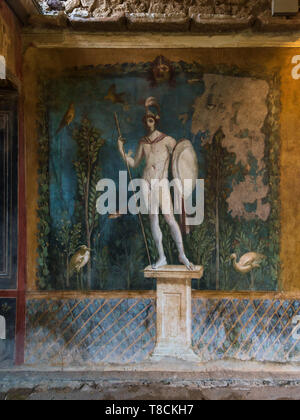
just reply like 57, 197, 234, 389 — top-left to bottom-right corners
118, 129, 177, 184
140, 131, 176, 184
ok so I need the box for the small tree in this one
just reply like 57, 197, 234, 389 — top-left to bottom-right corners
73, 117, 105, 289
204, 128, 239, 289
36, 83, 51, 290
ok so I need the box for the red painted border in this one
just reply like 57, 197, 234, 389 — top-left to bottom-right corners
0, 291, 17, 297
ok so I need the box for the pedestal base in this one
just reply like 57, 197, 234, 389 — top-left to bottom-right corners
150, 343, 201, 362
144, 265, 204, 363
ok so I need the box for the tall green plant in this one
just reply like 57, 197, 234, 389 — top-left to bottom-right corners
55, 216, 82, 288
219, 224, 234, 289
110, 218, 145, 289
36, 81, 51, 290
186, 221, 215, 289
204, 129, 239, 289
73, 117, 105, 289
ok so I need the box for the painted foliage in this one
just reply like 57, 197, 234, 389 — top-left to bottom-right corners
36, 56, 280, 291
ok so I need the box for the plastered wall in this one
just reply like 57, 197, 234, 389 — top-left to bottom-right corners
0, 2, 26, 366
17, 44, 300, 367
0, 1, 22, 83
23, 46, 300, 295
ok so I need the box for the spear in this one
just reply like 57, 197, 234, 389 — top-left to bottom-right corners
114, 113, 152, 267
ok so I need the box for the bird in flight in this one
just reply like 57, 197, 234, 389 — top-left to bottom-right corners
104, 84, 127, 105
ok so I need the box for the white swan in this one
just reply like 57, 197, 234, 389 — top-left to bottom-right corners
230, 252, 266, 274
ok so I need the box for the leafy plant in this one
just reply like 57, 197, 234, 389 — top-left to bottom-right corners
36, 80, 51, 290
186, 221, 215, 289
110, 226, 145, 290
203, 128, 240, 289
72, 117, 106, 289
219, 224, 234, 289
0, 303, 11, 316
55, 215, 82, 288
93, 231, 110, 290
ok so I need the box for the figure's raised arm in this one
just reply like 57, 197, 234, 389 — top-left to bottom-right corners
118, 137, 144, 169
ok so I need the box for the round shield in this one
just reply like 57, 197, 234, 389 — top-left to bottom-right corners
172, 139, 199, 200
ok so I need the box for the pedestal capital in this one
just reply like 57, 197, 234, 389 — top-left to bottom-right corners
144, 265, 204, 280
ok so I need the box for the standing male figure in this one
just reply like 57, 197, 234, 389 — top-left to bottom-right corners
118, 97, 194, 270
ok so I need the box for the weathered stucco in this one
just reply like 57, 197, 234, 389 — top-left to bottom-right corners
21, 0, 299, 32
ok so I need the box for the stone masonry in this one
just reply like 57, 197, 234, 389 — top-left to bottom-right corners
39, 0, 272, 19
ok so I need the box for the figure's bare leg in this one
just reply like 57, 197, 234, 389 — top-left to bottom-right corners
146, 181, 167, 269
164, 213, 195, 271
150, 214, 167, 269
160, 188, 194, 270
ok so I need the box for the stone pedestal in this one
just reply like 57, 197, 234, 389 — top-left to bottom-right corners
144, 265, 203, 362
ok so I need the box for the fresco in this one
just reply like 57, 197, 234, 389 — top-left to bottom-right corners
25, 297, 156, 366
0, 298, 16, 367
192, 298, 300, 363
25, 297, 300, 365
36, 56, 280, 291
0, 104, 18, 290
0, 15, 11, 63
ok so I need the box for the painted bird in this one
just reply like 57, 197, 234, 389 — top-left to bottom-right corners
69, 246, 91, 277
230, 252, 266, 275
56, 103, 75, 135
104, 84, 126, 105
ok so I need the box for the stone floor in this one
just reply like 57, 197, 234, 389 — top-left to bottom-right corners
1, 361, 300, 400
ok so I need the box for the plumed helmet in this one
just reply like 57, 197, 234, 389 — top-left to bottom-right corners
144, 97, 161, 122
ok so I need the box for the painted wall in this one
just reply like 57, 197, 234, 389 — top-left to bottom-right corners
0, 1, 22, 83
22, 46, 300, 366
24, 47, 290, 293
39, 58, 279, 292
0, 298, 16, 367
25, 296, 156, 366
0, 93, 19, 290
0, 2, 25, 366
24, 296, 300, 365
